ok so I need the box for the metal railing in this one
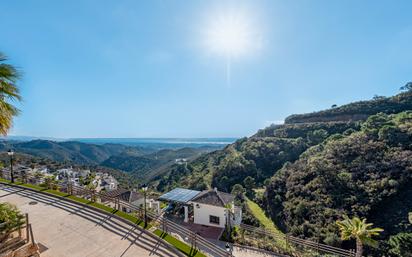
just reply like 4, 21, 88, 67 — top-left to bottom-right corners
239, 223, 356, 257
69, 183, 229, 257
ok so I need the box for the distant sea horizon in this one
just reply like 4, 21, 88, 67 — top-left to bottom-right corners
73, 137, 237, 148
1, 136, 238, 149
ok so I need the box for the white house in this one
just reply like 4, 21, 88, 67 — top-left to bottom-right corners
190, 188, 236, 228
92, 173, 119, 192
101, 175, 118, 191
159, 187, 242, 228
57, 168, 78, 178
175, 158, 188, 165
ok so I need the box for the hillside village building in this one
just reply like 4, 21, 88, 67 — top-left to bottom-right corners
159, 187, 242, 229
93, 172, 119, 192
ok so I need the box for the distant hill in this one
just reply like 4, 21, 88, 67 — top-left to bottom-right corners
0, 140, 149, 165
101, 147, 214, 181
285, 91, 412, 124
0, 139, 219, 182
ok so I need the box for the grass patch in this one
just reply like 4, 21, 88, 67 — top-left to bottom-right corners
45, 189, 69, 197
244, 197, 291, 251
0, 180, 205, 257
245, 197, 283, 235
153, 229, 206, 257
19, 183, 44, 191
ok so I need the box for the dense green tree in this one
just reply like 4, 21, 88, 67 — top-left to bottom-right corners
306, 129, 328, 144
388, 232, 412, 257
231, 184, 245, 197
243, 176, 255, 191
0, 53, 21, 135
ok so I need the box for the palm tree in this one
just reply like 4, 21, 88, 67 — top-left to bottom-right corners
0, 52, 21, 135
336, 216, 383, 257
0, 202, 25, 243
44, 175, 58, 190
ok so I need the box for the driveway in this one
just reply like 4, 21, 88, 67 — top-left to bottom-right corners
0, 184, 181, 257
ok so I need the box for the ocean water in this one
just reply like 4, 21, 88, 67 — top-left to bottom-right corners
71, 138, 238, 149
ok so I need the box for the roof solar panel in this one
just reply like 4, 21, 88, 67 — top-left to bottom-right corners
159, 188, 201, 203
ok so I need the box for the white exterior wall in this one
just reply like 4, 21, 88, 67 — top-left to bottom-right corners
131, 198, 145, 208
192, 202, 227, 228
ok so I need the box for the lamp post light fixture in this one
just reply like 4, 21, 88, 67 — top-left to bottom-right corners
225, 242, 232, 256
7, 149, 14, 183
141, 183, 148, 227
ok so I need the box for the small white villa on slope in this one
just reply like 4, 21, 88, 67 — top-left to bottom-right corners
159, 187, 242, 228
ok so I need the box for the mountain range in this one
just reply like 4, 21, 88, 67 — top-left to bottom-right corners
0, 139, 221, 182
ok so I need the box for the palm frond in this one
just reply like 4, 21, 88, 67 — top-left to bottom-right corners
0, 81, 22, 101
0, 52, 6, 62
359, 236, 378, 248
0, 64, 20, 82
336, 215, 383, 247
0, 52, 22, 135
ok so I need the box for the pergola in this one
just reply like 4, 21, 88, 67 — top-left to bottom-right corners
158, 188, 200, 222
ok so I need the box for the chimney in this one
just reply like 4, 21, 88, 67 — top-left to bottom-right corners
214, 187, 218, 193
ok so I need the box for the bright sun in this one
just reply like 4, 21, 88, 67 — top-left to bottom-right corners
200, 7, 262, 86
203, 8, 261, 59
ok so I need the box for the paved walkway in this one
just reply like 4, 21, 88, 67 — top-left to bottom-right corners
0, 184, 181, 257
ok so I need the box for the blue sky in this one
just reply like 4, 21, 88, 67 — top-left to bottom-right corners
1, 0, 412, 138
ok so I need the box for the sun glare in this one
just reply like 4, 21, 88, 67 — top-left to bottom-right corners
203, 8, 261, 59
200, 6, 263, 86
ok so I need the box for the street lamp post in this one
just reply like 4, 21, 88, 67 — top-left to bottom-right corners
141, 183, 148, 227
8, 149, 14, 183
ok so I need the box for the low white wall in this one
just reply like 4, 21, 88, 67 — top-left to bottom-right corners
192, 202, 226, 228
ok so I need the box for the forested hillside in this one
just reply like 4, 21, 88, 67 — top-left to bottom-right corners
266, 112, 412, 254
102, 147, 212, 181
157, 121, 359, 192
155, 90, 412, 256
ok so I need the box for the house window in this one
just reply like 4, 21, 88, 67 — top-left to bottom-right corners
209, 215, 220, 225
